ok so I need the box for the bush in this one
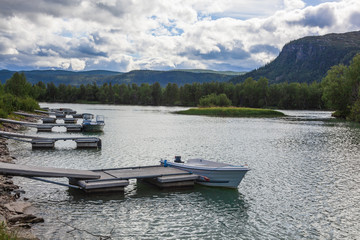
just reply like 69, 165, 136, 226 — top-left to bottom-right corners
348, 98, 360, 122
0, 108, 7, 118
18, 97, 39, 112
0, 94, 39, 118
198, 93, 232, 107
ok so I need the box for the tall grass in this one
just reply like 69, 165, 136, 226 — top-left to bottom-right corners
0, 222, 18, 240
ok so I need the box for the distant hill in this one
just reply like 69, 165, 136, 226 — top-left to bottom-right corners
0, 69, 243, 87
230, 31, 360, 84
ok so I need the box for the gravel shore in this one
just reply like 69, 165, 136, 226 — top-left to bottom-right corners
0, 120, 43, 239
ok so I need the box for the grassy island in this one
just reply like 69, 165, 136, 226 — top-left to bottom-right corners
176, 107, 285, 118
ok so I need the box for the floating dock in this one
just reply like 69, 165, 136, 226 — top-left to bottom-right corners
0, 162, 199, 193
35, 109, 82, 119
0, 118, 83, 132
0, 131, 102, 149
13, 112, 79, 125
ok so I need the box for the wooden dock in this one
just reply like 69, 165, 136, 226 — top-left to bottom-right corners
0, 131, 102, 149
14, 112, 80, 124
35, 109, 82, 119
0, 118, 83, 132
0, 162, 100, 179
0, 162, 199, 193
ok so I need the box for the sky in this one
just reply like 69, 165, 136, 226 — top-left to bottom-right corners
0, 0, 359, 72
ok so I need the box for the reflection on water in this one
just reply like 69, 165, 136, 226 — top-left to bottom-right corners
8, 105, 360, 239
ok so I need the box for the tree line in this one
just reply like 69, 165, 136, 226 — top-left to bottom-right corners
1, 53, 360, 121
25, 78, 324, 110
322, 53, 360, 121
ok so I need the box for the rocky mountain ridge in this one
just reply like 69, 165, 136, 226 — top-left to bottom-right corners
230, 31, 360, 84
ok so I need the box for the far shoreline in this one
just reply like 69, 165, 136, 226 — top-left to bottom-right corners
174, 107, 286, 118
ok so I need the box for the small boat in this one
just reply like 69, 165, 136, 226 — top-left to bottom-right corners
82, 113, 105, 132
160, 156, 249, 188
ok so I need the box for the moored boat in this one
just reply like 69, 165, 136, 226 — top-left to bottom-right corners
82, 113, 105, 132
160, 156, 249, 188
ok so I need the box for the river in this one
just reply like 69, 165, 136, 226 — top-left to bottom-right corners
8, 104, 360, 239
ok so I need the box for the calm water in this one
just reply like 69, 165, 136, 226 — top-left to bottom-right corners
9, 104, 360, 239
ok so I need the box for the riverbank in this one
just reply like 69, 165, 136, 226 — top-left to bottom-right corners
175, 107, 285, 117
0, 119, 43, 239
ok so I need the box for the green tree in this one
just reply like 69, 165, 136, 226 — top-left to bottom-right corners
256, 77, 269, 107
139, 83, 152, 105
322, 64, 350, 117
4, 72, 32, 97
151, 82, 162, 106
30, 81, 47, 101
45, 82, 58, 102
163, 83, 180, 105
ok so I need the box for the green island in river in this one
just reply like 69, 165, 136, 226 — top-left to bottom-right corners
175, 107, 285, 118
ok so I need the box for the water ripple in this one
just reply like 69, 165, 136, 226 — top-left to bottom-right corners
9, 105, 360, 239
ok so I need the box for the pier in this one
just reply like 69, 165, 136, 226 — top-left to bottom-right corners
0, 162, 199, 193
35, 109, 82, 119
0, 118, 83, 132
0, 131, 102, 149
14, 112, 79, 124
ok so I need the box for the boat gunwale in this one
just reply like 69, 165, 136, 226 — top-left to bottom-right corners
161, 160, 250, 172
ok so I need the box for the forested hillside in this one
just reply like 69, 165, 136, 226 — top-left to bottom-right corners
231, 31, 360, 84
26, 78, 323, 109
0, 69, 240, 87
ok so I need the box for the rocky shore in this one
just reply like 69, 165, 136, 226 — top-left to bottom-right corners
0, 120, 43, 239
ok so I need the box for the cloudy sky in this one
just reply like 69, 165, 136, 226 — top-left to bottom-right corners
0, 0, 359, 72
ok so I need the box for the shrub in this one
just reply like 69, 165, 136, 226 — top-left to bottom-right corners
0, 94, 39, 117
198, 93, 232, 107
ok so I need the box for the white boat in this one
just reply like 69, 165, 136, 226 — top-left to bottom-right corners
82, 113, 105, 132
160, 157, 249, 188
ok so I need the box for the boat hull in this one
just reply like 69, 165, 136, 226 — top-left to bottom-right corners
82, 124, 104, 132
161, 160, 249, 188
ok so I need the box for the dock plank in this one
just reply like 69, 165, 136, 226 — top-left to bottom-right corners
0, 162, 100, 179
103, 166, 190, 179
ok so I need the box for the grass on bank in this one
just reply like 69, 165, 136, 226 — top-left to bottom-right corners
175, 107, 285, 118
0, 222, 18, 240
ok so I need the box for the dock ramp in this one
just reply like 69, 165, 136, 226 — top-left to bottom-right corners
0, 163, 198, 193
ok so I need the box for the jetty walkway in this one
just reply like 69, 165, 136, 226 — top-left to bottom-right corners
0, 118, 83, 132
13, 111, 79, 124
0, 162, 198, 193
0, 131, 102, 149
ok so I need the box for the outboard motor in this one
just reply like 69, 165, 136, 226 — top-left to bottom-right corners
174, 156, 183, 163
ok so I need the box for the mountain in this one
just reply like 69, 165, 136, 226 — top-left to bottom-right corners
230, 31, 360, 84
0, 69, 243, 87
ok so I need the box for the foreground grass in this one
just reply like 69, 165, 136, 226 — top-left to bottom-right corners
0, 222, 18, 240
176, 107, 285, 118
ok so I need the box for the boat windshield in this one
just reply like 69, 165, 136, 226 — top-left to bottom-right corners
96, 115, 104, 123
82, 114, 94, 120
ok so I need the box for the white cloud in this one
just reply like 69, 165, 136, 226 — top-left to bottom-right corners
70, 58, 86, 71
0, 0, 359, 72
284, 0, 306, 10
